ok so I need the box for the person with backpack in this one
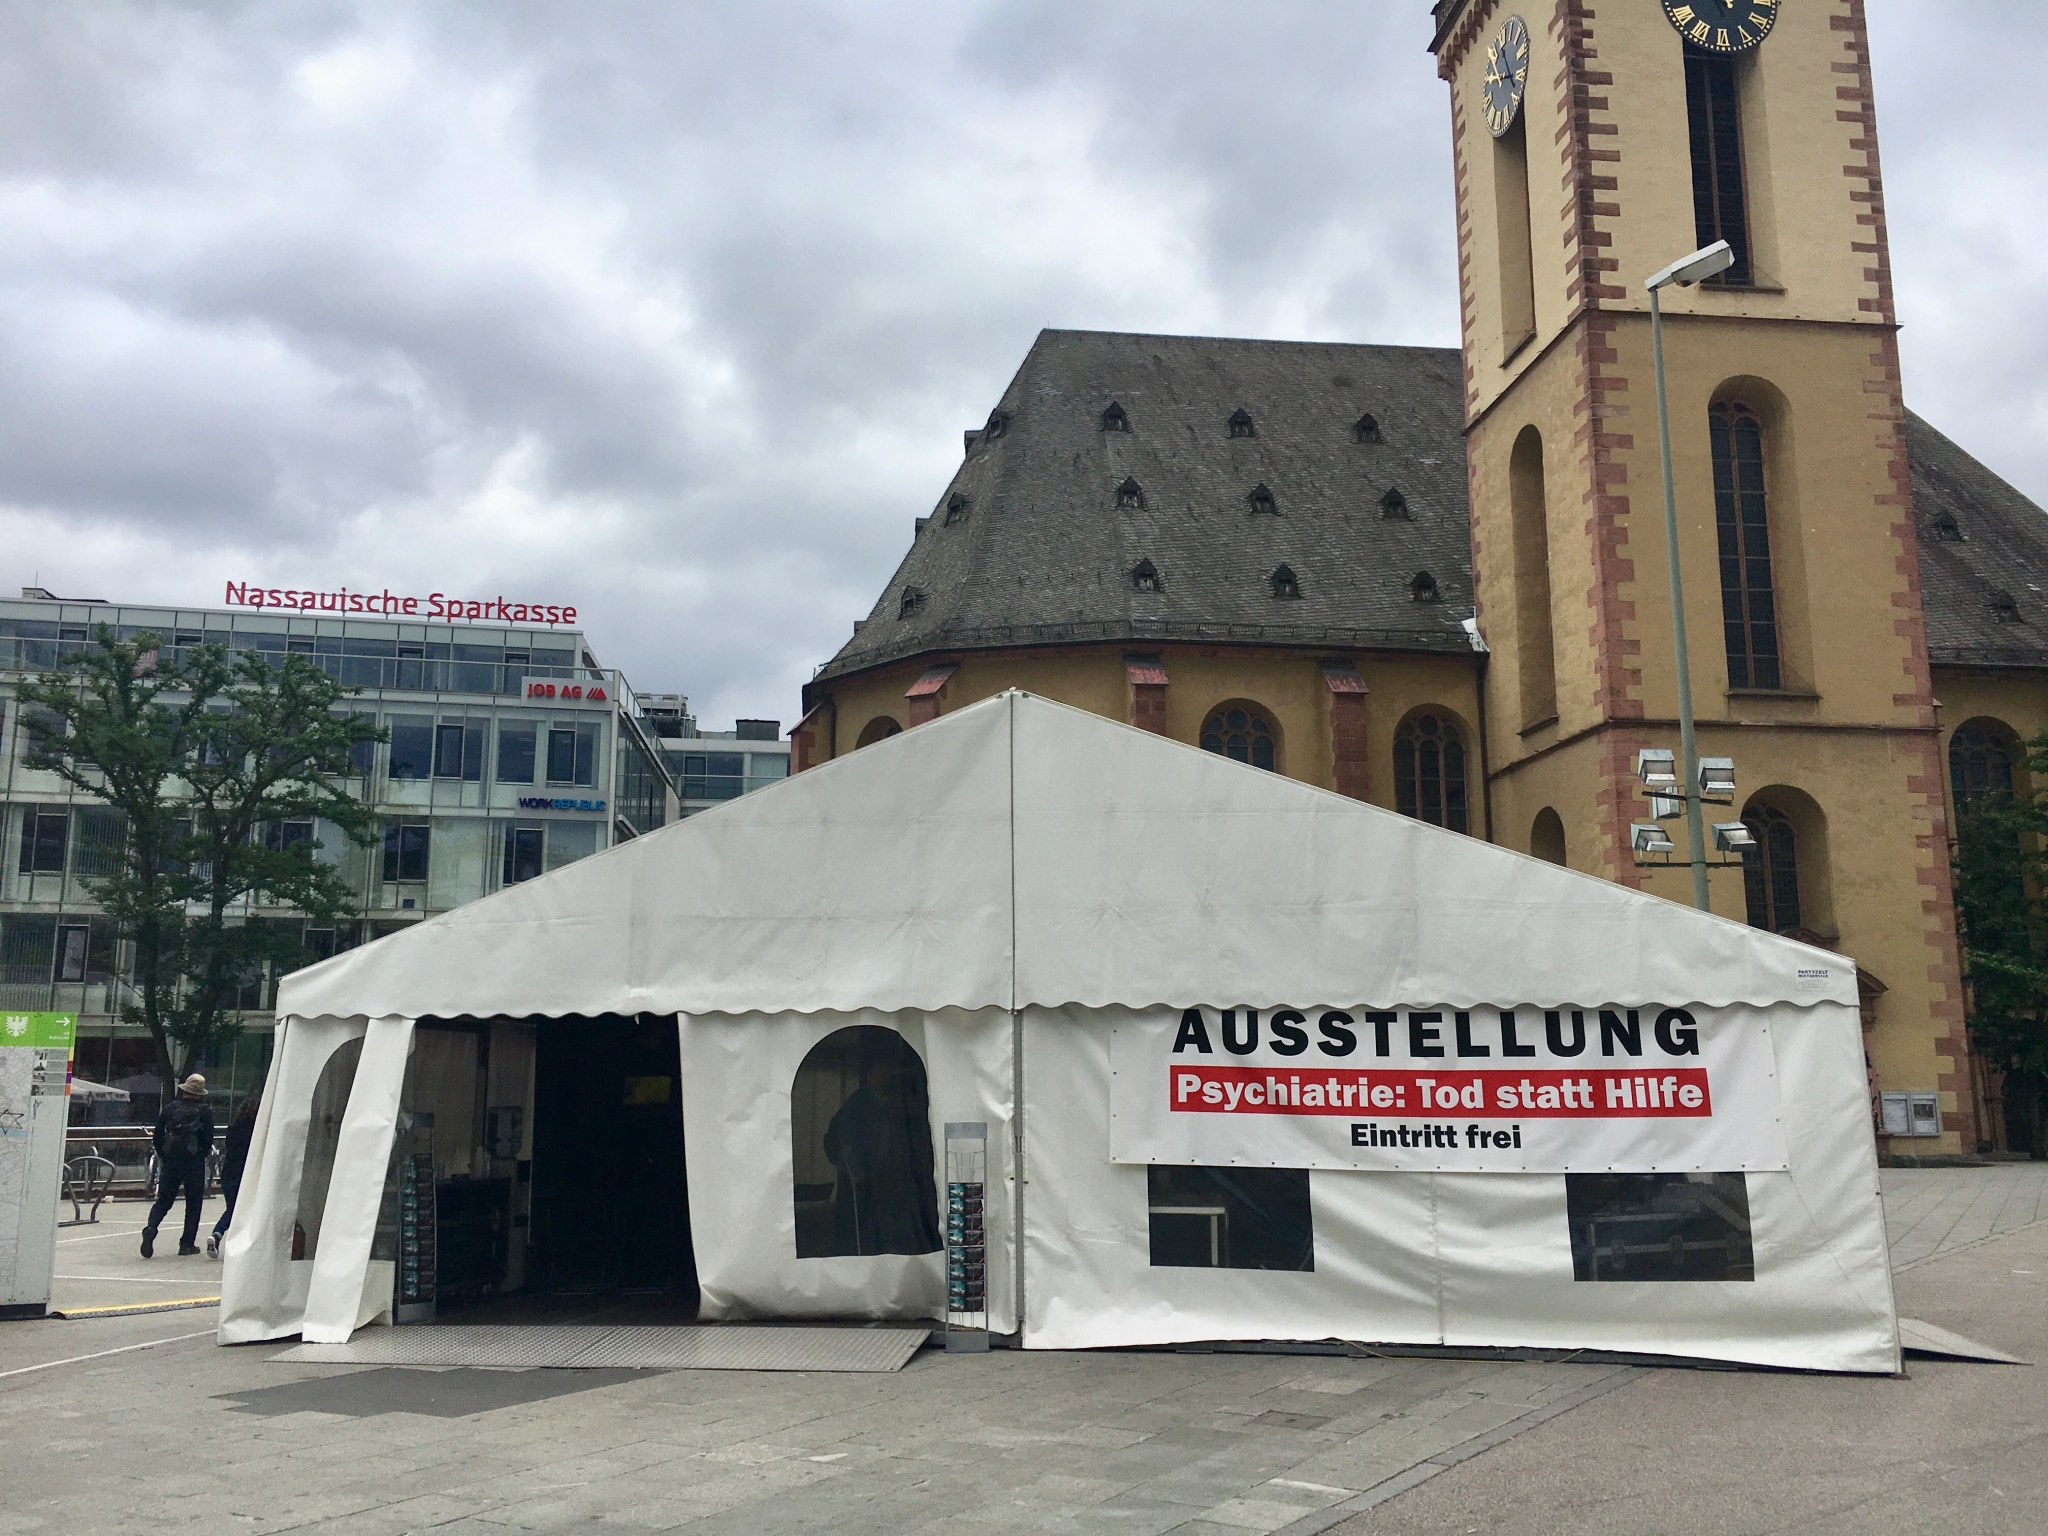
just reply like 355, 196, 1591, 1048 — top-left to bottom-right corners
206, 1095, 259, 1258
142, 1074, 215, 1258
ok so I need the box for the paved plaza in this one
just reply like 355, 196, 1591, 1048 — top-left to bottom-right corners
2, 1165, 2043, 1535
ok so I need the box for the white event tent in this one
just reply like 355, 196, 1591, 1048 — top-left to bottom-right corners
220, 691, 1898, 1372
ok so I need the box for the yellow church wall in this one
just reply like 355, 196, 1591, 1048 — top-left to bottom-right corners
803, 644, 1483, 815
1933, 670, 2048, 816
1591, 1, 1879, 330
1603, 313, 1913, 729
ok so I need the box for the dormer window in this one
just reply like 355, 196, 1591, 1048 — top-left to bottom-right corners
1991, 589, 2022, 624
1116, 477, 1144, 510
1246, 483, 1277, 516
1227, 408, 1256, 439
983, 409, 1011, 441
1929, 512, 1963, 543
944, 492, 970, 526
1131, 558, 1163, 593
898, 587, 928, 620
1101, 401, 1130, 433
1379, 486, 1410, 519
1270, 565, 1302, 601
1410, 570, 1442, 603
1354, 413, 1382, 443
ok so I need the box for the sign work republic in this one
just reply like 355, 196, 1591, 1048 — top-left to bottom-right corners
1107, 1003, 1787, 1173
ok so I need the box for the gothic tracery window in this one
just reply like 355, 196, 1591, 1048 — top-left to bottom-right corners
1741, 805, 1801, 933
1710, 401, 1781, 690
1201, 706, 1276, 771
1394, 713, 1468, 833
1948, 721, 2016, 817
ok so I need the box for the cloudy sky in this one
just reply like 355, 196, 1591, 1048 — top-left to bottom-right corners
2, 2, 2039, 728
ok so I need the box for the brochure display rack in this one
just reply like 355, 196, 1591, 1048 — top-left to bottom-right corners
943, 1122, 988, 1352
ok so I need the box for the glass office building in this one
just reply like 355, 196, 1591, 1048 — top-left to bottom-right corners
638, 695, 791, 818
0, 589, 679, 1121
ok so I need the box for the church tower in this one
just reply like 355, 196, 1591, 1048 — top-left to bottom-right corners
1430, 1, 1973, 1148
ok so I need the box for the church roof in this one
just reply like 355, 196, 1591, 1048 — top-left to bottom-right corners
1907, 411, 2048, 669
815, 329, 2048, 684
816, 330, 1478, 682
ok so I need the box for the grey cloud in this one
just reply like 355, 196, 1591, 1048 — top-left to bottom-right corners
0, 1, 2038, 730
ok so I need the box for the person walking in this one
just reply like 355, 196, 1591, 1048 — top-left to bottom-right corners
142, 1074, 215, 1258
206, 1096, 258, 1258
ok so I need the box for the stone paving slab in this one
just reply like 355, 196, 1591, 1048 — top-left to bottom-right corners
0, 1163, 2039, 1534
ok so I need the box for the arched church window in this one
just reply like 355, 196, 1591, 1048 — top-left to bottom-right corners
1710, 401, 1781, 690
1200, 706, 1276, 771
1740, 805, 1801, 932
1394, 713, 1468, 833
1949, 722, 2016, 816
1684, 48, 1751, 286
791, 1026, 940, 1259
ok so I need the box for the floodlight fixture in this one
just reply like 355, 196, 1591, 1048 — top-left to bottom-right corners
1636, 748, 1678, 789
1698, 756, 1737, 797
1645, 240, 1734, 292
1713, 822, 1756, 853
1651, 793, 1685, 822
1632, 822, 1677, 855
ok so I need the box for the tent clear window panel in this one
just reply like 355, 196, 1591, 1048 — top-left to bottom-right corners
1147, 1166, 1314, 1271
1566, 1173, 1753, 1282
790, 1026, 941, 1258
295, 1037, 365, 1262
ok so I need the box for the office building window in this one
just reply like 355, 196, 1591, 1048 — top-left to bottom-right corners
382, 821, 430, 884
387, 715, 435, 781
503, 825, 544, 885
684, 753, 744, 800
17, 809, 69, 874
56, 923, 90, 983
433, 719, 485, 781
746, 754, 790, 793
546, 727, 576, 785
263, 820, 314, 853
497, 722, 537, 784
546, 721, 599, 786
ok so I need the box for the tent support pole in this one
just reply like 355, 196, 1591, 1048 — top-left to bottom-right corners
1011, 1008, 1025, 1340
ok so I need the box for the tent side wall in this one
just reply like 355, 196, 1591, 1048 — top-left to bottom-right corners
680, 1008, 1017, 1332
1019, 1002, 1896, 1373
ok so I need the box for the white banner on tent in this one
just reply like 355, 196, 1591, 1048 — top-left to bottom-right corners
1109, 1003, 1788, 1173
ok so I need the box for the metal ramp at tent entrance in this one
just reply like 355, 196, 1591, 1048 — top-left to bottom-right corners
271, 1324, 930, 1373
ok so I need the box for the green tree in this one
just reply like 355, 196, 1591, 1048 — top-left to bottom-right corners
1950, 747, 2048, 1159
18, 626, 383, 1081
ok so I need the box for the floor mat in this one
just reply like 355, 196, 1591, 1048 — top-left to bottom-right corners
271, 1323, 930, 1372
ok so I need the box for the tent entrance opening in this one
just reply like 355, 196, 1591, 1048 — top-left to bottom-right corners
527, 1014, 697, 1311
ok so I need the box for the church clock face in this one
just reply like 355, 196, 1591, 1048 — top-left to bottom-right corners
1659, 0, 1778, 53
1481, 14, 1530, 138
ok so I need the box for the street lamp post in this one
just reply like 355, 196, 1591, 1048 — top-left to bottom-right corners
1644, 240, 1733, 912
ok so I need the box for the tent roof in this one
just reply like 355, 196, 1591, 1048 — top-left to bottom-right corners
276, 692, 1857, 1022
